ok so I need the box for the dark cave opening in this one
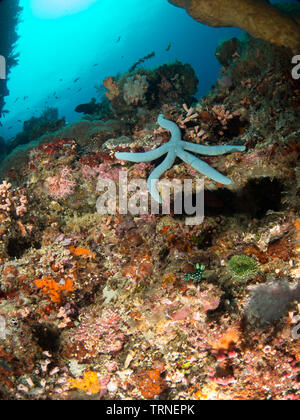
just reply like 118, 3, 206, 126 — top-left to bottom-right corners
31, 323, 61, 353
207, 177, 284, 219
7, 238, 41, 259
173, 176, 284, 220
238, 177, 283, 218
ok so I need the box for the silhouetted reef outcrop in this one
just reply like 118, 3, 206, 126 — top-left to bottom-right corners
0, 0, 22, 118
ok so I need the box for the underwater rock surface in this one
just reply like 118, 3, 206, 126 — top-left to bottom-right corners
0, 36, 300, 400
168, 0, 300, 52
0, 0, 21, 118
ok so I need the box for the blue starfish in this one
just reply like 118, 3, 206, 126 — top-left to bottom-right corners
115, 114, 246, 203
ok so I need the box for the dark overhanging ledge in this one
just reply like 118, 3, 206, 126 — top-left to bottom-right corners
167, 0, 300, 53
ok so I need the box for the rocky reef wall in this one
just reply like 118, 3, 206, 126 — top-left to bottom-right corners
0, 0, 22, 118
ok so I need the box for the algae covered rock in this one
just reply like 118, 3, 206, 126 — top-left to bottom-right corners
168, 0, 300, 52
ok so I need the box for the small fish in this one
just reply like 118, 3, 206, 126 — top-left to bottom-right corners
8, 126, 12, 129
75, 101, 97, 114
23, 96, 28, 100
165, 42, 171, 51
0, 122, 2, 127
116, 36, 121, 43
14, 97, 19, 103
93, 63, 98, 67
59, 78, 63, 82
73, 77, 80, 83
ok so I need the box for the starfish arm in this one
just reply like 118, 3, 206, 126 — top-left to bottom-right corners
182, 141, 246, 156
177, 149, 232, 185
115, 143, 169, 163
158, 114, 181, 141
147, 150, 176, 203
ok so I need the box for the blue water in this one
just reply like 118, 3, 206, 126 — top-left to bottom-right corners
0, 0, 296, 141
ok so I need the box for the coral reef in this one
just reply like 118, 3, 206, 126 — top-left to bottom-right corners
115, 113, 245, 203
102, 61, 198, 118
0, 36, 300, 401
0, 0, 22, 118
227, 255, 258, 282
45, 166, 76, 200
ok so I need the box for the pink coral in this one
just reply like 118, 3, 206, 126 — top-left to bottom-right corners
177, 103, 199, 128
0, 180, 12, 212
82, 162, 125, 182
16, 195, 28, 217
0, 181, 28, 218
45, 166, 76, 199
212, 104, 233, 134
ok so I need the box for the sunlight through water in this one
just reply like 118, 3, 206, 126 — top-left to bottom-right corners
30, 0, 98, 18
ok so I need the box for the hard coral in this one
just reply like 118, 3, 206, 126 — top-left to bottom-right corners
0, 180, 27, 217
123, 74, 149, 106
0, 181, 29, 265
72, 309, 126, 356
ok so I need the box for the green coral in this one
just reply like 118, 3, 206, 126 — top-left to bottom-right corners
227, 255, 258, 281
